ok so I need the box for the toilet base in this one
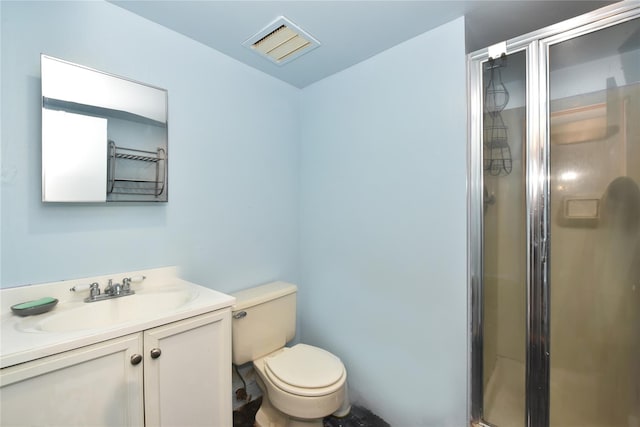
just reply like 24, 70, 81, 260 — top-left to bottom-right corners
255, 397, 323, 427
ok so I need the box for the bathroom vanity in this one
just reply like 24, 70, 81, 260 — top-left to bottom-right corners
0, 267, 235, 426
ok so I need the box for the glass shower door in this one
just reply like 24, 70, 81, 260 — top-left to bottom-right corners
547, 17, 640, 427
481, 49, 527, 427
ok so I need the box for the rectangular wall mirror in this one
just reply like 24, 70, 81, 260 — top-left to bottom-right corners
41, 55, 168, 202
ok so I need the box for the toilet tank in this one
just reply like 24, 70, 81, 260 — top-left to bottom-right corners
231, 281, 297, 365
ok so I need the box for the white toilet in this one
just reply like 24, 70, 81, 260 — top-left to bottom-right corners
231, 281, 351, 427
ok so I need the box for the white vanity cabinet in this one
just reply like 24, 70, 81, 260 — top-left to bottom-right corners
0, 333, 145, 426
0, 309, 232, 427
143, 309, 232, 427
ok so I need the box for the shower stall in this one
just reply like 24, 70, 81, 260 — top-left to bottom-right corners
468, 3, 640, 427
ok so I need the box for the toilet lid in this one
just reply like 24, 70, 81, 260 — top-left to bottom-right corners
265, 344, 344, 390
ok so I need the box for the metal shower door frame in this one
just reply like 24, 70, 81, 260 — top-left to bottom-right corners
467, 3, 640, 427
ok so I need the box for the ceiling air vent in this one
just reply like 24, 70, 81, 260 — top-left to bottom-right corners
243, 16, 320, 66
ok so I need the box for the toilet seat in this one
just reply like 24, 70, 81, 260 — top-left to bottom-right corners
264, 344, 346, 397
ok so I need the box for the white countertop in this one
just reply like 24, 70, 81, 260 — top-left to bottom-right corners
0, 267, 235, 368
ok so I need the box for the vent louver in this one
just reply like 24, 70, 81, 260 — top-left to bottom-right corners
243, 16, 320, 66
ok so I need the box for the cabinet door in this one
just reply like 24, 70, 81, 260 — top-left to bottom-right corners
0, 333, 144, 427
143, 310, 232, 427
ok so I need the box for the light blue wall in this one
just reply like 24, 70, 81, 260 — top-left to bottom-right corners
2, 2, 469, 424
299, 18, 468, 426
0, 1, 299, 290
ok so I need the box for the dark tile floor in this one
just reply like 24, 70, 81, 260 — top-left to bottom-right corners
323, 405, 390, 427
232, 364, 389, 427
233, 396, 262, 427
233, 401, 390, 427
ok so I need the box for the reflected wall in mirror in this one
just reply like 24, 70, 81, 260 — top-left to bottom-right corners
41, 55, 168, 202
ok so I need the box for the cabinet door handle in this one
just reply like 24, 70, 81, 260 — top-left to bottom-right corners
150, 348, 162, 359
130, 354, 143, 365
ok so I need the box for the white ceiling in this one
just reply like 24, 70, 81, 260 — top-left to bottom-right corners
110, 1, 616, 88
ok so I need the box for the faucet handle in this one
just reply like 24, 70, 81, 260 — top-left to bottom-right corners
70, 282, 100, 293
122, 276, 145, 292
89, 282, 101, 298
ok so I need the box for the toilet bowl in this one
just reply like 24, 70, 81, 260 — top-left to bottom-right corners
231, 282, 351, 427
254, 344, 347, 422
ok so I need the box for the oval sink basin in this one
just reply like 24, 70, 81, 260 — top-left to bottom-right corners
29, 291, 195, 332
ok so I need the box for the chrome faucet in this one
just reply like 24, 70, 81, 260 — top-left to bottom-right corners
71, 277, 138, 303
104, 279, 125, 296
122, 277, 131, 292
104, 279, 114, 295
88, 282, 100, 300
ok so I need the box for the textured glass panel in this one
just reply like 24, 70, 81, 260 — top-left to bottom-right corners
549, 18, 640, 427
482, 50, 527, 427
